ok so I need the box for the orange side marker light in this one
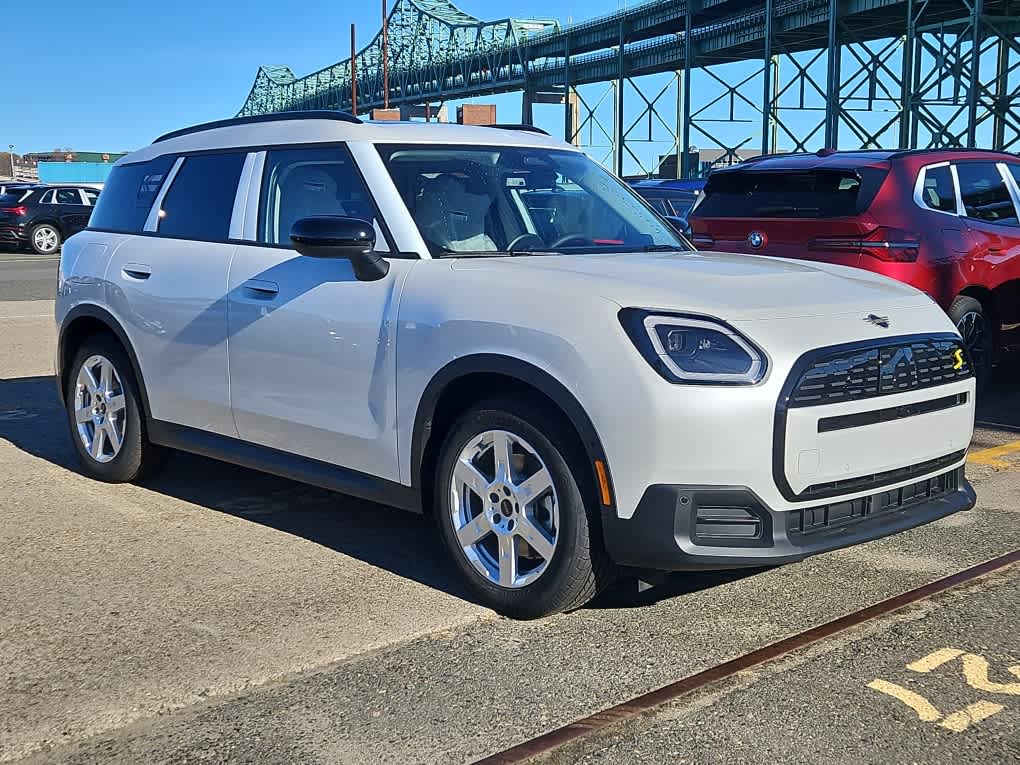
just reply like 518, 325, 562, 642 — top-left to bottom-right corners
594, 460, 613, 506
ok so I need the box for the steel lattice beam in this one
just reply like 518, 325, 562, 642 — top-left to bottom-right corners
237, 0, 1020, 177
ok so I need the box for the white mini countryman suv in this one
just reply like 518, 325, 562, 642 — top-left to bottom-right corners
57, 112, 977, 618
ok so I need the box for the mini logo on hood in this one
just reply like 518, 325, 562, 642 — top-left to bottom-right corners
747, 231, 765, 249
864, 313, 891, 329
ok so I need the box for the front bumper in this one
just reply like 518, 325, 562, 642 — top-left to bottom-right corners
603, 466, 975, 570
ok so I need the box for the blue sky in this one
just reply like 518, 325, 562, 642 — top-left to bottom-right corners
2, 0, 627, 155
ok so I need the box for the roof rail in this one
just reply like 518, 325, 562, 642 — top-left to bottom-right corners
483, 123, 550, 136
153, 110, 362, 144
887, 146, 1016, 159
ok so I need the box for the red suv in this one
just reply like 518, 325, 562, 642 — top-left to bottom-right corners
687, 149, 1020, 383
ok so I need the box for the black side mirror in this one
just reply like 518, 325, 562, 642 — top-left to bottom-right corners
290, 216, 389, 282
663, 215, 690, 237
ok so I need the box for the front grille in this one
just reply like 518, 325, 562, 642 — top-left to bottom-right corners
788, 467, 962, 537
789, 337, 971, 407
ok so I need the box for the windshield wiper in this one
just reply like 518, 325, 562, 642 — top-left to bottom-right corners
640, 243, 689, 252
435, 248, 560, 258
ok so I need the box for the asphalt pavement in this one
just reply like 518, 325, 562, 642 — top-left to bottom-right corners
1, 258, 1017, 764
0, 252, 58, 302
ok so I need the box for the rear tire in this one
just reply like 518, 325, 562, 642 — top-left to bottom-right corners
949, 295, 993, 391
29, 223, 61, 255
65, 335, 163, 482
434, 397, 614, 619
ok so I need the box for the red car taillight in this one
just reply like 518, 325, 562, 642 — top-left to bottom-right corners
809, 226, 920, 262
1, 206, 27, 217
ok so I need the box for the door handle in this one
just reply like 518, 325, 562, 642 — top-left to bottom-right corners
242, 279, 279, 296
122, 263, 151, 280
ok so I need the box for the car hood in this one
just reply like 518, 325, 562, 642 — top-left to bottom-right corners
450, 249, 933, 320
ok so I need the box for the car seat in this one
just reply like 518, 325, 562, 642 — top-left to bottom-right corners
415, 174, 497, 252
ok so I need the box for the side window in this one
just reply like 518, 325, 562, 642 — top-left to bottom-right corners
88, 155, 175, 233
955, 162, 1018, 224
157, 153, 245, 240
39, 189, 55, 204
83, 189, 100, 206
259, 146, 383, 248
919, 165, 957, 213
56, 189, 81, 205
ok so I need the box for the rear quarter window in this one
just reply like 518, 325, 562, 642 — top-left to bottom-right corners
694, 167, 888, 218
917, 164, 957, 213
88, 156, 176, 233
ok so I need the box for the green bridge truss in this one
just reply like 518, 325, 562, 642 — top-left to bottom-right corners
238, 0, 1020, 178
237, 0, 557, 116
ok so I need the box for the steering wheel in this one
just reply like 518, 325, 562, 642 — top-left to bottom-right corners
506, 233, 546, 252
549, 234, 595, 249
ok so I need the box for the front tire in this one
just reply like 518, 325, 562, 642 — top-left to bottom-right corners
949, 295, 993, 391
65, 335, 161, 482
29, 223, 61, 255
434, 398, 613, 619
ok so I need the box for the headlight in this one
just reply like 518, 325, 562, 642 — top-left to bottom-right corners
619, 308, 767, 385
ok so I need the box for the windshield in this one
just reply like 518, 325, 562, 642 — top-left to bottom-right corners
377, 144, 690, 256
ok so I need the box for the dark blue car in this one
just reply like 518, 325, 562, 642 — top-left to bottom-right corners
628, 179, 705, 224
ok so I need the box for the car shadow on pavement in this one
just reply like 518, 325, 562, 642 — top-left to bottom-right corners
0, 374, 474, 605
977, 362, 1020, 431
588, 566, 772, 610
9, 369, 1016, 615
0, 374, 771, 614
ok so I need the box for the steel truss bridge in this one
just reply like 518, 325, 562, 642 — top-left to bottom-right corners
237, 0, 1020, 177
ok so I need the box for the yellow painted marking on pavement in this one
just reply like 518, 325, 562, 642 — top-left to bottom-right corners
967, 438, 1020, 468
866, 679, 942, 722
938, 701, 1005, 733
907, 647, 965, 673
961, 654, 1020, 695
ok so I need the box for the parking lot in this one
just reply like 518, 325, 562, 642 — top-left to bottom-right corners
1, 251, 1018, 764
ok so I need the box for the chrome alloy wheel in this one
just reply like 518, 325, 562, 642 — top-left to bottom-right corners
33, 225, 59, 254
450, 429, 559, 588
73, 354, 127, 463
956, 310, 989, 373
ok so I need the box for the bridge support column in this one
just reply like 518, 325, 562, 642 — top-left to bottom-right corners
614, 21, 626, 178
899, 0, 916, 149
521, 90, 574, 135
680, 11, 692, 178
824, 0, 841, 148
522, 91, 535, 126
566, 89, 579, 146
966, 0, 984, 148
762, 0, 775, 155
992, 36, 1010, 150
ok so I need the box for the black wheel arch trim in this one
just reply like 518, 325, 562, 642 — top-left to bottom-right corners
57, 303, 152, 419
29, 218, 64, 234
410, 354, 617, 513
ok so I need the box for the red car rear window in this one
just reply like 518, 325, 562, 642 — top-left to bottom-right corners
695, 167, 888, 218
